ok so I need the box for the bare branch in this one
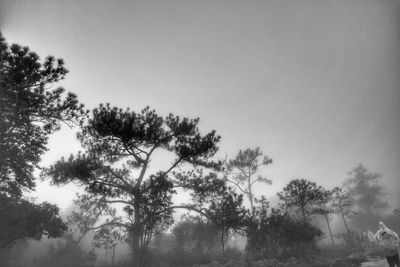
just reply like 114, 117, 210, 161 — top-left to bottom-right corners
162, 157, 183, 178
107, 167, 134, 191
227, 180, 247, 195
136, 145, 159, 188
123, 142, 145, 164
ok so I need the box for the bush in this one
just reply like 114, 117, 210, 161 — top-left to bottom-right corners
246, 209, 322, 260
32, 235, 96, 267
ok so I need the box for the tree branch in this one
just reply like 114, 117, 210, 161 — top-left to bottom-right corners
123, 142, 145, 164
99, 199, 133, 206
107, 167, 134, 192
87, 221, 130, 231
227, 180, 247, 195
141, 205, 217, 225
136, 145, 159, 188
162, 157, 183, 179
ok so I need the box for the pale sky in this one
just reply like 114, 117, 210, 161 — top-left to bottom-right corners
1, 0, 400, 211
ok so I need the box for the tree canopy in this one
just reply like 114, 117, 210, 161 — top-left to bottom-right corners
0, 194, 67, 249
0, 32, 87, 197
0, 33, 83, 254
43, 104, 226, 265
246, 205, 322, 260
344, 164, 388, 217
331, 186, 352, 234
227, 147, 272, 218
278, 178, 324, 222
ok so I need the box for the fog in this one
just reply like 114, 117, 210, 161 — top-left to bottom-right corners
1, 0, 400, 266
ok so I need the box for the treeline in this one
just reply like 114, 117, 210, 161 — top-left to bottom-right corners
144, 161, 395, 266
0, 33, 398, 267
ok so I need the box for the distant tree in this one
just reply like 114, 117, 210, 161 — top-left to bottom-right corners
243, 195, 269, 260
331, 187, 353, 234
0, 194, 67, 249
150, 215, 224, 267
227, 147, 272, 219
172, 215, 220, 256
206, 188, 248, 256
0, 32, 87, 197
178, 169, 248, 256
278, 178, 324, 223
93, 227, 125, 267
32, 234, 96, 267
67, 193, 119, 246
313, 189, 335, 245
52, 194, 123, 265
43, 105, 224, 266
151, 231, 175, 254
344, 164, 389, 218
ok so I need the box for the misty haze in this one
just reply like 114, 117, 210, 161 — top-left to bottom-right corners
1, 1, 400, 267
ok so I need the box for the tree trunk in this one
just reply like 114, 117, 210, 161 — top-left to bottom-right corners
339, 204, 350, 234
111, 246, 116, 267
325, 214, 335, 246
248, 177, 255, 220
105, 247, 108, 264
131, 227, 144, 267
132, 203, 145, 267
221, 230, 225, 257
301, 206, 306, 223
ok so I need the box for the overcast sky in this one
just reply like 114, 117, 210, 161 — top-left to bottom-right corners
1, 0, 400, 210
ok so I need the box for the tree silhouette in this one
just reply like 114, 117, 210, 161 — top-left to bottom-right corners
171, 215, 220, 260
278, 178, 324, 223
93, 226, 125, 267
206, 188, 248, 256
246, 204, 322, 259
0, 32, 87, 197
0, 194, 67, 249
331, 187, 353, 234
66, 193, 118, 246
227, 147, 272, 219
0, 33, 84, 254
32, 234, 96, 267
344, 164, 388, 218
44, 104, 224, 266
313, 188, 335, 245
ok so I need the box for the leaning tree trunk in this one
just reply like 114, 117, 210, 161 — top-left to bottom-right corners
248, 176, 255, 220
324, 213, 335, 246
339, 204, 351, 234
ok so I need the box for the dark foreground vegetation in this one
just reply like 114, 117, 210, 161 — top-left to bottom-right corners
0, 33, 398, 267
